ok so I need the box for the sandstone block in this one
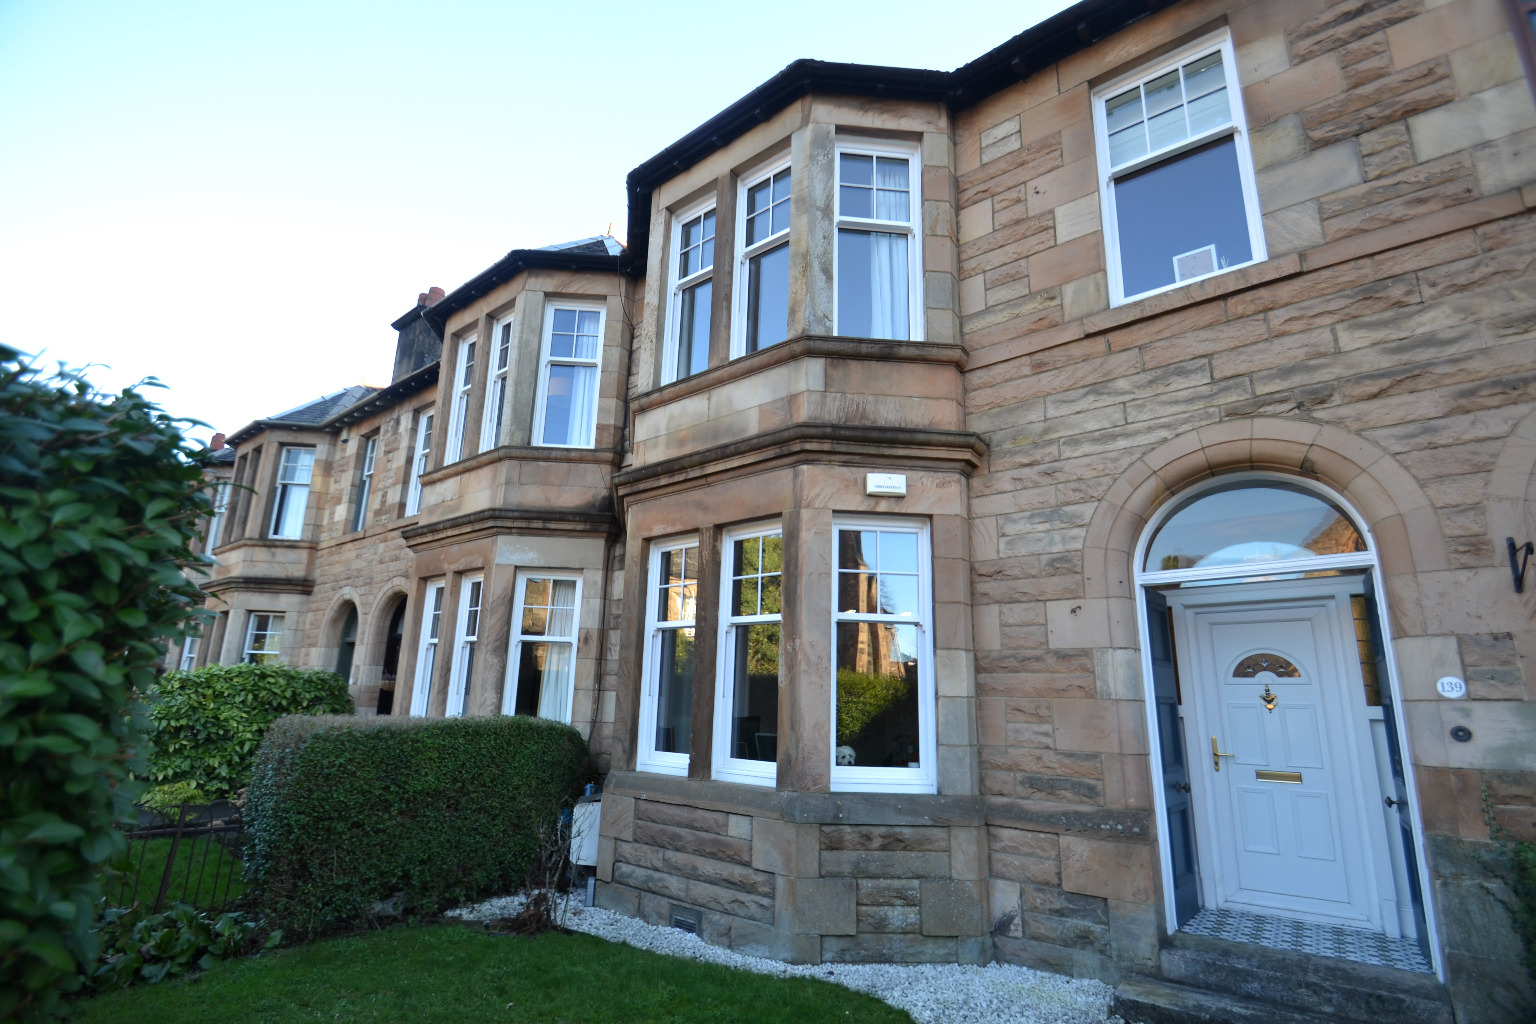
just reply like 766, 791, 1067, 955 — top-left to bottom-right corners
820, 850, 952, 878
1059, 835, 1155, 904
751, 817, 819, 877
822, 934, 958, 963
599, 794, 635, 841
858, 904, 921, 933
820, 825, 949, 852
921, 879, 985, 936
859, 878, 922, 905
1264, 201, 1326, 255
1409, 80, 1536, 163
1257, 141, 1363, 214
780, 876, 855, 935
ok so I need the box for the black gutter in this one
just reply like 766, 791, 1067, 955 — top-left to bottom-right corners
623, 0, 1154, 276
423, 248, 623, 334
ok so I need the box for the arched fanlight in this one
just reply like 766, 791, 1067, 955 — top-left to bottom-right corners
1144, 480, 1365, 573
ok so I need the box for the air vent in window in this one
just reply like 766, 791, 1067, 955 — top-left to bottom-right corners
1173, 244, 1217, 282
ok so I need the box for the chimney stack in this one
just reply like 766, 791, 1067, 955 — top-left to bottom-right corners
210, 432, 227, 451
419, 286, 446, 307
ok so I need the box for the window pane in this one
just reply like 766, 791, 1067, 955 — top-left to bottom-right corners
734, 576, 760, 616
839, 571, 877, 614
1146, 106, 1187, 152
1186, 86, 1230, 135
540, 364, 596, 446
1114, 137, 1253, 298
875, 157, 909, 221
1144, 69, 1183, 116
654, 627, 695, 754
841, 183, 873, 219
522, 605, 548, 636
278, 448, 314, 484
662, 549, 685, 587
840, 152, 873, 185
840, 530, 878, 571
1182, 52, 1225, 99
835, 622, 920, 768
274, 483, 309, 538
515, 640, 574, 719
553, 309, 577, 334
837, 230, 909, 340
730, 622, 779, 763
677, 279, 712, 379
878, 532, 918, 574
1105, 88, 1144, 133
746, 243, 790, 352
1109, 124, 1148, 167
878, 574, 919, 617
524, 577, 549, 606
760, 574, 781, 615
761, 534, 782, 573
1145, 483, 1366, 571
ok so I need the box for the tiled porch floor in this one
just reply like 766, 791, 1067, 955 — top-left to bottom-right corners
1181, 905, 1432, 974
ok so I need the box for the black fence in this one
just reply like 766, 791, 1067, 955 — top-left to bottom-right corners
105, 803, 247, 914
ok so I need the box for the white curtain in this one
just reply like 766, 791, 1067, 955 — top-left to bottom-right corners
566, 365, 597, 446
538, 643, 573, 721
869, 232, 909, 340
548, 579, 577, 636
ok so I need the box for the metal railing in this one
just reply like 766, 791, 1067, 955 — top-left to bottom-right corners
106, 803, 247, 914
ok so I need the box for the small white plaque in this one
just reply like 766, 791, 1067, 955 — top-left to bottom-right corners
866, 472, 907, 497
1436, 676, 1467, 699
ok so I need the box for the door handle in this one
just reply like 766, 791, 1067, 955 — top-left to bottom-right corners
1211, 736, 1236, 772
1172, 781, 1191, 793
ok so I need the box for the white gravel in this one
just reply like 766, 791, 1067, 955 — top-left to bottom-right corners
448, 893, 1120, 1024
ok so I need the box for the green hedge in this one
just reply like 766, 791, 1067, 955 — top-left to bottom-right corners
245, 714, 588, 940
0, 351, 211, 1021
147, 663, 353, 799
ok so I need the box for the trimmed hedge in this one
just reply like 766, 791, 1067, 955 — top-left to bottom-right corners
147, 663, 353, 799
245, 714, 588, 940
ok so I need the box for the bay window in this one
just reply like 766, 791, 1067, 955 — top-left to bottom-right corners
504, 574, 581, 722
664, 205, 715, 383
351, 435, 377, 533
835, 143, 921, 340
534, 304, 604, 448
444, 334, 477, 464
713, 524, 782, 786
445, 575, 482, 718
268, 447, 314, 539
1094, 33, 1265, 305
404, 409, 433, 516
409, 580, 445, 716
831, 518, 934, 793
243, 612, 284, 665
734, 162, 791, 355
638, 537, 699, 776
206, 479, 231, 551
481, 315, 513, 452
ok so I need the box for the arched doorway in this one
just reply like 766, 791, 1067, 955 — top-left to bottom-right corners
377, 598, 406, 715
335, 604, 358, 683
1135, 474, 1430, 968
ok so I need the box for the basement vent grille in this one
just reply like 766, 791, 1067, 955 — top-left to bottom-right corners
670, 909, 700, 934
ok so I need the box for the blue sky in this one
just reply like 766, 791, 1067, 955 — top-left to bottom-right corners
0, 0, 1076, 440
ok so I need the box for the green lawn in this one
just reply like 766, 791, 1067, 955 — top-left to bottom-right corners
101, 836, 246, 911
70, 923, 914, 1024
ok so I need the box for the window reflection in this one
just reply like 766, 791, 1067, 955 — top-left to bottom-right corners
1145, 484, 1366, 571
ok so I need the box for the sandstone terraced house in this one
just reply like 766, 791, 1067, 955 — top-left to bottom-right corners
174, 0, 1536, 1019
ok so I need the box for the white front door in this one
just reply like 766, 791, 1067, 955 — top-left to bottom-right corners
1170, 580, 1397, 933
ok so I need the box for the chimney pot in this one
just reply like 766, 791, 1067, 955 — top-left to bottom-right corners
423, 286, 445, 307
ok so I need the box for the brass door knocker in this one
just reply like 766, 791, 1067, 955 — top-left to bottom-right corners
1261, 684, 1278, 712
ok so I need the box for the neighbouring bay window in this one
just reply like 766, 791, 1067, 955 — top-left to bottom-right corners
446, 575, 482, 717
243, 613, 284, 665
1094, 33, 1264, 305
713, 525, 782, 785
665, 205, 715, 382
206, 479, 231, 551
409, 580, 446, 716
481, 316, 514, 452
178, 636, 200, 672
504, 574, 581, 722
405, 408, 433, 516
444, 334, 477, 463
835, 144, 921, 340
735, 162, 791, 355
832, 519, 934, 793
535, 305, 604, 447
268, 447, 314, 539
352, 435, 378, 532
638, 538, 699, 775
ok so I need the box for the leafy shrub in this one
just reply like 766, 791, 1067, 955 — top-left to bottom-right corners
246, 714, 587, 940
1512, 841, 1536, 977
835, 668, 910, 742
91, 902, 278, 991
0, 351, 210, 1021
138, 781, 209, 814
147, 663, 353, 798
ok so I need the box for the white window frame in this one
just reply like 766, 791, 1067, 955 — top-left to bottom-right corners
502, 572, 583, 723
637, 535, 700, 777
445, 575, 483, 718
1093, 31, 1266, 307
404, 407, 434, 516
443, 333, 477, 464
531, 301, 606, 449
829, 516, 936, 794
712, 521, 782, 787
663, 200, 717, 384
480, 314, 514, 453
351, 435, 378, 533
409, 580, 446, 716
833, 139, 924, 341
178, 636, 200, 672
731, 155, 793, 359
268, 446, 314, 540
206, 479, 231, 551
242, 612, 284, 665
